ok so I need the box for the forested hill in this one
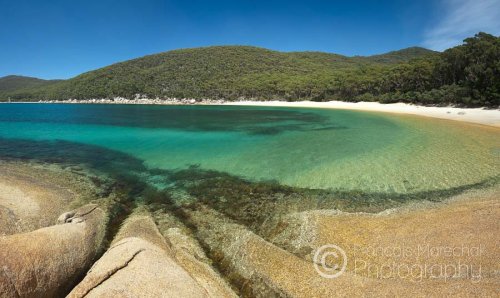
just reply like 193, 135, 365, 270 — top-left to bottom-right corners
0, 46, 435, 102
1, 32, 498, 107
0, 75, 59, 93
359, 47, 436, 64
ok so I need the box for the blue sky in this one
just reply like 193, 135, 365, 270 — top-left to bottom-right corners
1, 0, 499, 79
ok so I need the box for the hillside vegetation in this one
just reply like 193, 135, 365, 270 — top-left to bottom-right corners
1, 32, 498, 107
0, 76, 59, 94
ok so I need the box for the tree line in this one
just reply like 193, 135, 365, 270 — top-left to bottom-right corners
1, 32, 498, 107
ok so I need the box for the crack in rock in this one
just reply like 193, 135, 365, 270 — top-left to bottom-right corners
75, 248, 145, 298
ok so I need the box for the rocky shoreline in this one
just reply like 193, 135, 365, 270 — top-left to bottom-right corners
35, 97, 228, 105
1, 161, 499, 297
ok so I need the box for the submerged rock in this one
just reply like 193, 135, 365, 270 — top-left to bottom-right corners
182, 204, 500, 297
182, 205, 339, 297
153, 209, 237, 297
0, 204, 107, 297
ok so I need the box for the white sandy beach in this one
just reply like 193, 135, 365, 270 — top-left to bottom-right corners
225, 100, 500, 128
6, 99, 500, 127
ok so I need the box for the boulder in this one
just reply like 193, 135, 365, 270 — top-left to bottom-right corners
0, 163, 97, 236
68, 211, 225, 297
0, 204, 107, 297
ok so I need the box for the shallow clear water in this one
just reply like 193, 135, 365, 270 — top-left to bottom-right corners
0, 103, 498, 194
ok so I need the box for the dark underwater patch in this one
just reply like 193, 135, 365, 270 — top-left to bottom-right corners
0, 104, 347, 135
0, 136, 497, 229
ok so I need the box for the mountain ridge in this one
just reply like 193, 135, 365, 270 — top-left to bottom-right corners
0, 32, 498, 107
1, 46, 435, 82
0, 75, 60, 93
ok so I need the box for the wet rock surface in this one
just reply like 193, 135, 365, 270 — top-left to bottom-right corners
0, 162, 498, 297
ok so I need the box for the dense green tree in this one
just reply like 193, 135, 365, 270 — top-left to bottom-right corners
0, 33, 498, 107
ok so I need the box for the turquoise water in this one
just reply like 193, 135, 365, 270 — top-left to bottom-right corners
0, 103, 498, 194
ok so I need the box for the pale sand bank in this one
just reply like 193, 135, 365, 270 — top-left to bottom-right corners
225, 100, 500, 128
7, 99, 500, 127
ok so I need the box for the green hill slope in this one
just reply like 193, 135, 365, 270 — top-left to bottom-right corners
0, 75, 59, 93
360, 47, 436, 64
1, 32, 498, 107
0, 46, 434, 101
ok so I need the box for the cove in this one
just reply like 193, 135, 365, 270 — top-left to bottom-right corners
0, 103, 498, 194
